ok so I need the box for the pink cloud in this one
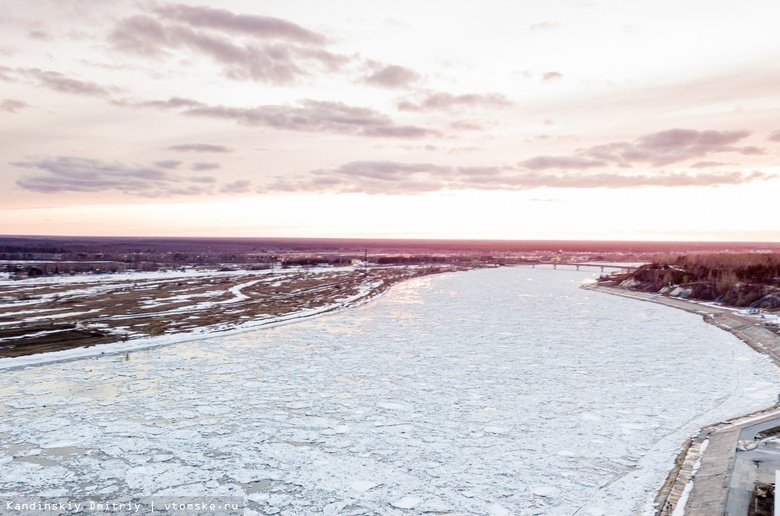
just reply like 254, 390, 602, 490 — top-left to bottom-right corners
109, 6, 346, 85
168, 143, 233, 153
262, 160, 773, 195
11, 156, 249, 197
5, 68, 121, 97
123, 96, 438, 139
397, 91, 512, 112
572, 128, 761, 167
0, 98, 30, 113
154, 4, 327, 44
363, 64, 420, 88
519, 156, 606, 170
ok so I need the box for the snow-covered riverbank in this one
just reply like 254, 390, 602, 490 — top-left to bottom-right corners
0, 277, 381, 372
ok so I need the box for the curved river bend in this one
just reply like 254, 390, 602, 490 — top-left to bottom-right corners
1, 267, 778, 515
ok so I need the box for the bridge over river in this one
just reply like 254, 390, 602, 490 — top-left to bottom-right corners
527, 262, 641, 272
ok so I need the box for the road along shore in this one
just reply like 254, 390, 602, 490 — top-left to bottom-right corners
583, 284, 780, 515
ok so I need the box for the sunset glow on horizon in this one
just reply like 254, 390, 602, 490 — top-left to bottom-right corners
2, 1, 779, 241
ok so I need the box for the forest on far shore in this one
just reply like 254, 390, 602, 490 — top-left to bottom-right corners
618, 253, 780, 308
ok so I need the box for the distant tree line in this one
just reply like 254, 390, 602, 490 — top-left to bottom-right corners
628, 253, 780, 307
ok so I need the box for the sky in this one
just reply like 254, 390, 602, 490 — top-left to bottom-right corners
1, 0, 779, 241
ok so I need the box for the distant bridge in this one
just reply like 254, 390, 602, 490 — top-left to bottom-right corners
528, 262, 640, 273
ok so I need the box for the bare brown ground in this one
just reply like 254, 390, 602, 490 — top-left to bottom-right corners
0, 265, 465, 358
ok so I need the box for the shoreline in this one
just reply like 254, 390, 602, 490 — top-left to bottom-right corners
0, 286, 376, 371
0, 267, 465, 371
583, 283, 780, 515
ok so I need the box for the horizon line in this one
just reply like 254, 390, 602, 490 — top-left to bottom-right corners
2, 234, 780, 246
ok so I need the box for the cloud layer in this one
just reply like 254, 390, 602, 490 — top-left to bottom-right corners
122, 96, 437, 138
520, 129, 764, 169
110, 5, 345, 84
155, 4, 327, 45
264, 160, 772, 195
168, 143, 233, 153
397, 92, 512, 112
13, 156, 243, 197
363, 64, 420, 88
1, 98, 30, 112
191, 162, 220, 171
221, 179, 252, 193
2, 67, 120, 98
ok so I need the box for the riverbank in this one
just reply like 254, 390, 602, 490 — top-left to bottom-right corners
0, 265, 465, 370
583, 283, 780, 515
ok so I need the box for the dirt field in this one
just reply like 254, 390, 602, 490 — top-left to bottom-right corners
0, 265, 463, 358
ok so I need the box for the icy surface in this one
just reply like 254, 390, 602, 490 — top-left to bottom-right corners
1, 267, 779, 515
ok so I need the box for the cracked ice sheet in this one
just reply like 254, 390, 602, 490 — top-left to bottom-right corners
1, 267, 779, 515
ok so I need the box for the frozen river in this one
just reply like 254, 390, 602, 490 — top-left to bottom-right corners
2, 267, 779, 515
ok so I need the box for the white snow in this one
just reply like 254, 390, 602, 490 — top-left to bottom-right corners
377, 402, 407, 411
391, 496, 422, 509
672, 437, 710, 516
532, 485, 560, 497
487, 503, 511, 516
349, 481, 377, 492
483, 426, 510, 434
1, 267, 778, 515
